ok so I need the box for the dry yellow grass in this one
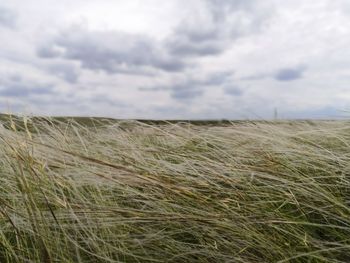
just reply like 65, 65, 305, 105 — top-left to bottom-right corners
0, 117, 350, 262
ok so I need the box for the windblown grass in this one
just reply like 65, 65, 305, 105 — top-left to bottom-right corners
0, 117, 350, 262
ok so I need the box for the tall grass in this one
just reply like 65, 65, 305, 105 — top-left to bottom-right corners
0, 117, 350, 262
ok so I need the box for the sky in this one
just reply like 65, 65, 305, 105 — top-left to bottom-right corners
0, 0, 349, 119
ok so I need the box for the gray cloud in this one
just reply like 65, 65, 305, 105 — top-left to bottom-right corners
90, 94, 129, 108
166, 27, 224, 57
224, 85, 243, 96
35, 1, 272, 79
140, 71, 233, 92
240, 73, 269, 81
166, 40, 223, 57
0, 83, 53, 97
0, 75, 54, 97
37, 26, 186, 73
199, 71, 233, 86
37, 45, 62, 58
139, 71, 233, 101
139, 83, 204, 101
0, 7, 17, 29
241, 65, 307, 82
166, 0, 273, 57
139, 82, 203, 101
206, 0, 273, 36
206, 0, 264, 21
1, 0, 347, 119
28, 95, 88, 113
274, 66, 306, 81
48, 63, 79, 83
170, 85, 204, 101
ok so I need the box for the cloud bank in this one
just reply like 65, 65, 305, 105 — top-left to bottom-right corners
0, 0, 349, 119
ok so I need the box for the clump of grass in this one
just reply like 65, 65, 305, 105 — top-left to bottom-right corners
0, 116, 350, 262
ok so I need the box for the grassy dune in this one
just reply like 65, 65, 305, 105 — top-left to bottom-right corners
0, 116, 350, 262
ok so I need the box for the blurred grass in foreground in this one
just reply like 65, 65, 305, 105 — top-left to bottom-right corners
0, 115, 350, 262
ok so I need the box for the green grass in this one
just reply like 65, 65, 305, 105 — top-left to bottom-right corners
0, 115, 350, 262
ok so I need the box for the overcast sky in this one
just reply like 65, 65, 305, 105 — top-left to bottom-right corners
0, 0, 349, 119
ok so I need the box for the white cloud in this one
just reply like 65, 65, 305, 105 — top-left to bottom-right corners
0, 0, 349, 119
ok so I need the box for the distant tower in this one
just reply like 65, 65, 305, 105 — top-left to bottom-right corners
274, 108, 278, 120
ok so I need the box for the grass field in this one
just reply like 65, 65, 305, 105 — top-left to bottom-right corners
0, 115, 350, 262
